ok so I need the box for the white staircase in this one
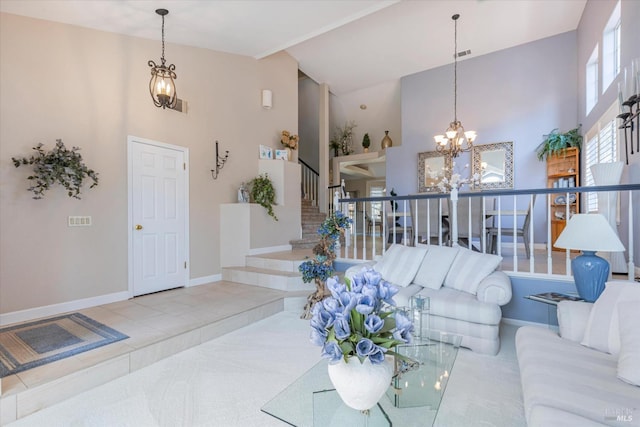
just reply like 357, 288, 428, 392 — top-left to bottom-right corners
222, 250, 316, 292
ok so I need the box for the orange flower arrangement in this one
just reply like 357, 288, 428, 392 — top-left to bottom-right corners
281, 130, 299, 150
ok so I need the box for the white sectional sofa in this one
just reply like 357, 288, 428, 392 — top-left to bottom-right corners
516, 281, 640, 426
345, 244, 512, 355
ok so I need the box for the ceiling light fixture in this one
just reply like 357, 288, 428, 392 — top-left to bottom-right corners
148, 8, 177, 109
434, 14, 476, 159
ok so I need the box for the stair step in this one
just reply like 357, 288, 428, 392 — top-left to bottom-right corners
290, 237, 321, 250
222, 266, 314, 292
245, 254, 307, 272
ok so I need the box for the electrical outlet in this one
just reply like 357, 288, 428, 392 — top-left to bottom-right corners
68, 216, 92, 226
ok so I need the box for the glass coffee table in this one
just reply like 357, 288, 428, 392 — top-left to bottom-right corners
261, 335, 460, 427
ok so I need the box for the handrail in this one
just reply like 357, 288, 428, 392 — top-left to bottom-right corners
338, 184, 640, 204
298, 158, 319, 177
299, 157, 319, 206
334, 184, 639, 281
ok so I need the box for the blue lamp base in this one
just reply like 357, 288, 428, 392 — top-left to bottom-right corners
571, 250, 610, 302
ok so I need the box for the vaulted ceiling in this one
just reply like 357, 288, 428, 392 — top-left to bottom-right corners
0, 0, 586, 95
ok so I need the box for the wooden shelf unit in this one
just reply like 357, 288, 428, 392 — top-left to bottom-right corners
546, 147, 580, 251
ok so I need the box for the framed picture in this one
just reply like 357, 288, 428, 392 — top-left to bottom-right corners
275, 149, 288, 160
259, 145, 273, 159
417, 151, 451, 193
471, 141, 514, 190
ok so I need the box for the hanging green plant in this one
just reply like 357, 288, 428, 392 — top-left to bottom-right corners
12, 139, 99, 200
535, 125, 583, 161
249, 173, 277, 221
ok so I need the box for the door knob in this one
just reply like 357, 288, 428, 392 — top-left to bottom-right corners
135, 224, 143, 230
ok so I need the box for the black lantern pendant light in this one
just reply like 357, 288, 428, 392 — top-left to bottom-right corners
148, 9, 177, 109
434, 14, 476, 159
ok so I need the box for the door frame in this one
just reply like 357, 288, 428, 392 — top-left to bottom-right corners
127, 135, 190, 298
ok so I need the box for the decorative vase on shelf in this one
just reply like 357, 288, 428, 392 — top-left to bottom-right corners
381, 130, 393, 149
286, 148, 292, 161
327, 357, 393, 411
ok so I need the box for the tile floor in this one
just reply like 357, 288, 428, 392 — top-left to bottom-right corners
0, 281, 308, 425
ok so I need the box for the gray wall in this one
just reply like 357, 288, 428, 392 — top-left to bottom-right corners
299, 77, 320, 171
390, 31, 578, 244
577, 0, 640, 266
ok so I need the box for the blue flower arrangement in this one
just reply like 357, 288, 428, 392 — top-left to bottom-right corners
299, 211, 352, 319
310, 268, 414, 365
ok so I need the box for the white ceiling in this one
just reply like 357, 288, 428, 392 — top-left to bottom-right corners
0, 0, 586, 95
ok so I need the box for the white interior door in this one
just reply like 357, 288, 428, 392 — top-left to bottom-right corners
129, 137, 188, 296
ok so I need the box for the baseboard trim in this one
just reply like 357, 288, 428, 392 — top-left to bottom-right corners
248, 245, 292, 255
189, 274, 221, 287
502, 317, 548, 328
0, 291, 130, 326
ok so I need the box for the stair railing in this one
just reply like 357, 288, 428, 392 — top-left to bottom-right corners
298, 158, 319, 206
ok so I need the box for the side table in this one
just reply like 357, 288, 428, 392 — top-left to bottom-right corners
524, 292, 584, 328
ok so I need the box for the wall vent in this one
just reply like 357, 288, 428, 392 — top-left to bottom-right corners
68, 216, 92, 226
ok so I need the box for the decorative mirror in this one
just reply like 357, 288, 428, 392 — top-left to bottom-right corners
418, 151, 451, 192
471, 142, 514, 189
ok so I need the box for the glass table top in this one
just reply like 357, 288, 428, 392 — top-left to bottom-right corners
261, 337, 460, 427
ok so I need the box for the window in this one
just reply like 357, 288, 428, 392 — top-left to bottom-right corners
602, 1, 621, 92
368, 183, 385, 219
586, 46, 599, 114
585, 103, 618, 212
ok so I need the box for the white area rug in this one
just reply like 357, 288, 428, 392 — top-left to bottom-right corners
9, 312, 525, 426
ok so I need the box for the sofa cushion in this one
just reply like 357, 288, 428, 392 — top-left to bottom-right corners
516, 326, 640, 427
443, 248, 502, 295
417, 286, 502, 325
581, 281, 640, 355
617, 302, 640, 386
412, 245, 459, 290
373, 244, 427, 288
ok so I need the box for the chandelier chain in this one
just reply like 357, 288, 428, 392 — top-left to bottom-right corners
161, 14, 166, 66
453, 16, 457, 123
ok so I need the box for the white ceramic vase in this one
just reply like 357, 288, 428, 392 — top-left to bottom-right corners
327, 357, 393, 411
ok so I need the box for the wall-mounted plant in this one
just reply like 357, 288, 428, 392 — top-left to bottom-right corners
249, 173, 277, 221
12, 139, 99, 199
536, 125, 583, 161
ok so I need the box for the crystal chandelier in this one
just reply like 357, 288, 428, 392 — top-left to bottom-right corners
148, 9, 177, 109
434, 14, 476, 158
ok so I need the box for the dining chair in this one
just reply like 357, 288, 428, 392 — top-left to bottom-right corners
386, 201, 413, 246
365, 212, 383, 236
487, 195, 537, 258
451, 196, 493, 251
409, 196, 449, 245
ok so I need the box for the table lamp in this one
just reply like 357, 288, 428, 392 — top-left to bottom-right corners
554, 214, 625, 302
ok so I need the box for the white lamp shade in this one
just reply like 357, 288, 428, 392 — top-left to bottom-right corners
554, 214, 625, 252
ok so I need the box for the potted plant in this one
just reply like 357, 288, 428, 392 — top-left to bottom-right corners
536, 125, 583, 161
333, 121, 356, 156
248, 173, 277, 221
329, 139, 341, 157
12, 139, 99, 199
298, 211, 351, 319
362, 133, 371, 153
310, 268, 415, 411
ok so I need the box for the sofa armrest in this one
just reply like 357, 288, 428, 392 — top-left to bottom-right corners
476, 271, 512, 306
556, 300, 593, 342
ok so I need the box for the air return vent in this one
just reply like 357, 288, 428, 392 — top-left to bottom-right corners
68, 216, 92, 226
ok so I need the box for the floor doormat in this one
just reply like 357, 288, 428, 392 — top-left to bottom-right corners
0, 313, 129, 378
